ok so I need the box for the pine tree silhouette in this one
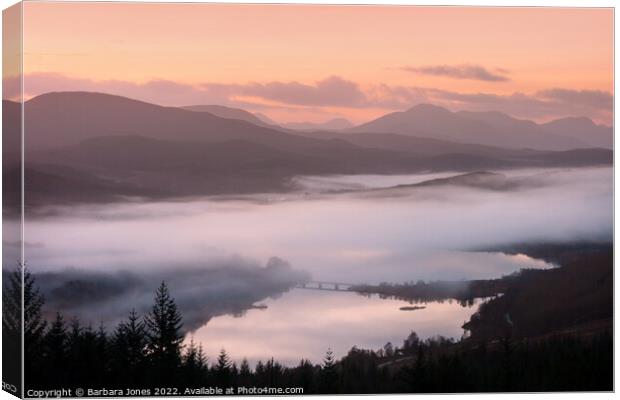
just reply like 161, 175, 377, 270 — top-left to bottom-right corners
111, 309, 147, 385
214, 348, 232, 386
231, 362, 240, 386
265, 357, 283, 386
2, 267, 22, 336
4, 267, 46, 389
43, 313, 68, 385
66, 319, 84, 382
144, 281, 184, 383
255, 360, 266, 385
182, 338, 208, 385
24, 269, 47, 350
320, 348, 338, 393
295, 359, 316, 393
239, 358, 252, 386
196, 345, 208, 371
94, 322, 109, 384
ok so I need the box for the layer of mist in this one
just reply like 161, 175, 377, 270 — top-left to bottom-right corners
10, 167, 611, 331
10, 257, 308, 331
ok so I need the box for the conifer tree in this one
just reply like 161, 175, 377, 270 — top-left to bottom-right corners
182, 338, 208, 385
4, 269, 47, 340
94, 322, 109, 384
4, 268, 46, 385
144, 281, 184, 382
231, 362, 239, 386
2, 267, 22, 336
24, 269, 47, 349
214, 348, 232, 386
43, 313, 68, 385
66, 319, 85, 382
238, 358, 252, 385
255, 360, 266, 385
196, 345, 208, 371
2, 267, 22, 391
295, 359, 316, 393
111, 309, 147, 385
320, 348, 338, 393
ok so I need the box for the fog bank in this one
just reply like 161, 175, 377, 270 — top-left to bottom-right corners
16, 257, 308, 331
17, 167, 611, 283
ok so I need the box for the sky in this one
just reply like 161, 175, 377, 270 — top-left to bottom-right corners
8, 3, 615, 124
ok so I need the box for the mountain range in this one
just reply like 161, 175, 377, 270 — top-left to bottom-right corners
182, 104, 354, 131
350, 104, 612, 150
281, 118, 354, 131
2, 91, 613, 207
178, 101, 612, 149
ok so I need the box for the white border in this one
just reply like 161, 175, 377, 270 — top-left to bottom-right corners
0, 1, 616, 400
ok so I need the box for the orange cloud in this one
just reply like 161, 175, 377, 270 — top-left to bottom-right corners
11, 72, 613, 125
12, 2, 613, 124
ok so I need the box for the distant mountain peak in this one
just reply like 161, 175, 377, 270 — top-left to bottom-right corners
253, 112, 278, 125
546, 116, 597, 127
282, 118, 354, 131
406, 103, 451, 114
541, 116, 612, 148
350, 102, 594, 151
181, 104, 269, 127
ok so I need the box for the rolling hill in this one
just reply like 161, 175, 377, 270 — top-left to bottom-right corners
541, 117, 613, 148
181, 104, 271, 127
3, 92, 611, 206
21, 134, 610, 206
21, 92, 363, 155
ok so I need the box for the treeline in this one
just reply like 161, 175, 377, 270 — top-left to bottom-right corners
352, 244, 613, 343
3, 268, 612, 394
351, 279, 504, 307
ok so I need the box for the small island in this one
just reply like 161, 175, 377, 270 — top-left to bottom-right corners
399, 305, 426, 311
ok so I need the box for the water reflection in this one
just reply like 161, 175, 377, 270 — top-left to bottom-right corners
191, 289, 484, 366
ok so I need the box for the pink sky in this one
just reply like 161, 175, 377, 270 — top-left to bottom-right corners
9, 3, 615, 124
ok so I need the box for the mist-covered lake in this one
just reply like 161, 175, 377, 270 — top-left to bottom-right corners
11, 167, 612, 365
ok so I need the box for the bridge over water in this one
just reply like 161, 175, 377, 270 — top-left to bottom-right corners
296, 281, 356, 292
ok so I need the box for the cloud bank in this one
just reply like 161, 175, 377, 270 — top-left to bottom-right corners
5, 72, 613, 125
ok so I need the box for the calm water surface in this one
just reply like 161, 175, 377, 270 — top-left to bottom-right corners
190, 289, 484, 366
